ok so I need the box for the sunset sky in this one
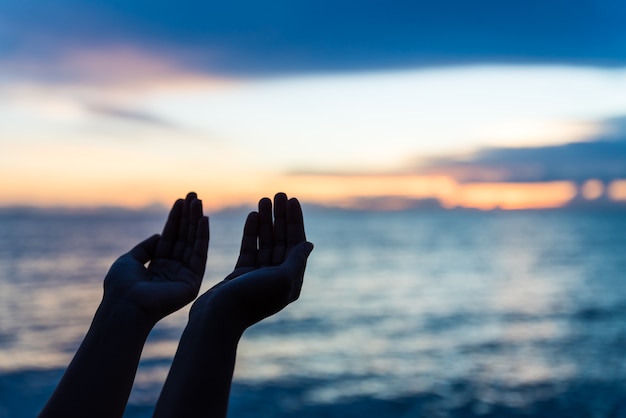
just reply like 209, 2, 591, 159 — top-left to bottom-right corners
2, 0, 626, 210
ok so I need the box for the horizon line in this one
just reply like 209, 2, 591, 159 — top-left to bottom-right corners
1, 197, 625, 215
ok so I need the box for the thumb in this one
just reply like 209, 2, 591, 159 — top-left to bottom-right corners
283, 241, 314, 274
303, 241, 314, 257
128, 234, 160, 264
283, 241, 313, 302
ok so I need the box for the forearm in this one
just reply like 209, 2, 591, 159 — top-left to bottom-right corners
40, 300, 155, 418
154, 308, 245, 418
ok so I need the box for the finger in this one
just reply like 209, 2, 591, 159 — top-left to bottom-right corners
281, 241, 314, 302
183, 198, 203, 265
189, 216, 209, 276
257, 197, 273, 266
286, 197, 306, 249
129, 234, 161, 264
154, 199, 184, 258
173, 193, 196, 261
235, 211, 259, 269
272, 192, 288, 265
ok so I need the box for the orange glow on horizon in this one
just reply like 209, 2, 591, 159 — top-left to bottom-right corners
2, 169, 625, 211
282, 175, 578, 210
448, 181, 577, 210
0, 170, 269, 211
276, 174, 458, 206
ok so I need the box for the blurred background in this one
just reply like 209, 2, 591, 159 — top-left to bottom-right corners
2, 1, 626, 416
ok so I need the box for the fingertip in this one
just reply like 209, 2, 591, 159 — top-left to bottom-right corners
259, 198, 273, 221
170, 199, 185, 216
246, 210, 259, 222
287, 196, 303, 209
183, 193, 196, 216
243, 211, 260, 235
190, 199, 202, 216
259, 197, 272, 207
273, 193, 288, 219
287, 197, 304, 217
286, 197, 306, 247
274, 193, 288, 210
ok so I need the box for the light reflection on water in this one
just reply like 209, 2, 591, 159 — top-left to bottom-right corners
1, 209, 626, 417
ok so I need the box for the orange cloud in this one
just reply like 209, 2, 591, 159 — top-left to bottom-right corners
275, 174, 579, 211
448, 181, 577, 210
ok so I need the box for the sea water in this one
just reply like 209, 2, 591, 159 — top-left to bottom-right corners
1, 208, 626, 417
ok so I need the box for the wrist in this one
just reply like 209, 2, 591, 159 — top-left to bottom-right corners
96, 297, 158, 332
188, 300, 246, 341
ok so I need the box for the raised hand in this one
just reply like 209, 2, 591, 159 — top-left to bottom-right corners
104, 192, 209, 323
154, 193, 313, 418
190, 192, 313, 329
40, 192, 209, 418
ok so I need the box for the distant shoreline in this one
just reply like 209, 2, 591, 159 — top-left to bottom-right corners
1, 199, 625, 217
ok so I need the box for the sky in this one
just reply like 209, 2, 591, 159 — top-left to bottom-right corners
2, 0, 626, 210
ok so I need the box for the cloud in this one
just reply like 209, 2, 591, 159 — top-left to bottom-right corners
85, 103, 176, 128
2, 0, 626, 83
416, 117, 626, 183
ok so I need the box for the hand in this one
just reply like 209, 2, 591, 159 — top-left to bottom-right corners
103, 192, 209, 322
190, 193, 313, 329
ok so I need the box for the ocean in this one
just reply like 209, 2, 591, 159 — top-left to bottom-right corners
2, 207, 626, 417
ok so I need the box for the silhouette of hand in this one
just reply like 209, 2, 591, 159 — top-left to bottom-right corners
104, 192, 209, 322
190, 193, 313, 329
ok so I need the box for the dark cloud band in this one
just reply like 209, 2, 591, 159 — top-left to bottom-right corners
2, 0, 626, 81
418, 118, 626, 183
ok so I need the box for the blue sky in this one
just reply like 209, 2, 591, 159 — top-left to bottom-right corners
2, 1, 626, 208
